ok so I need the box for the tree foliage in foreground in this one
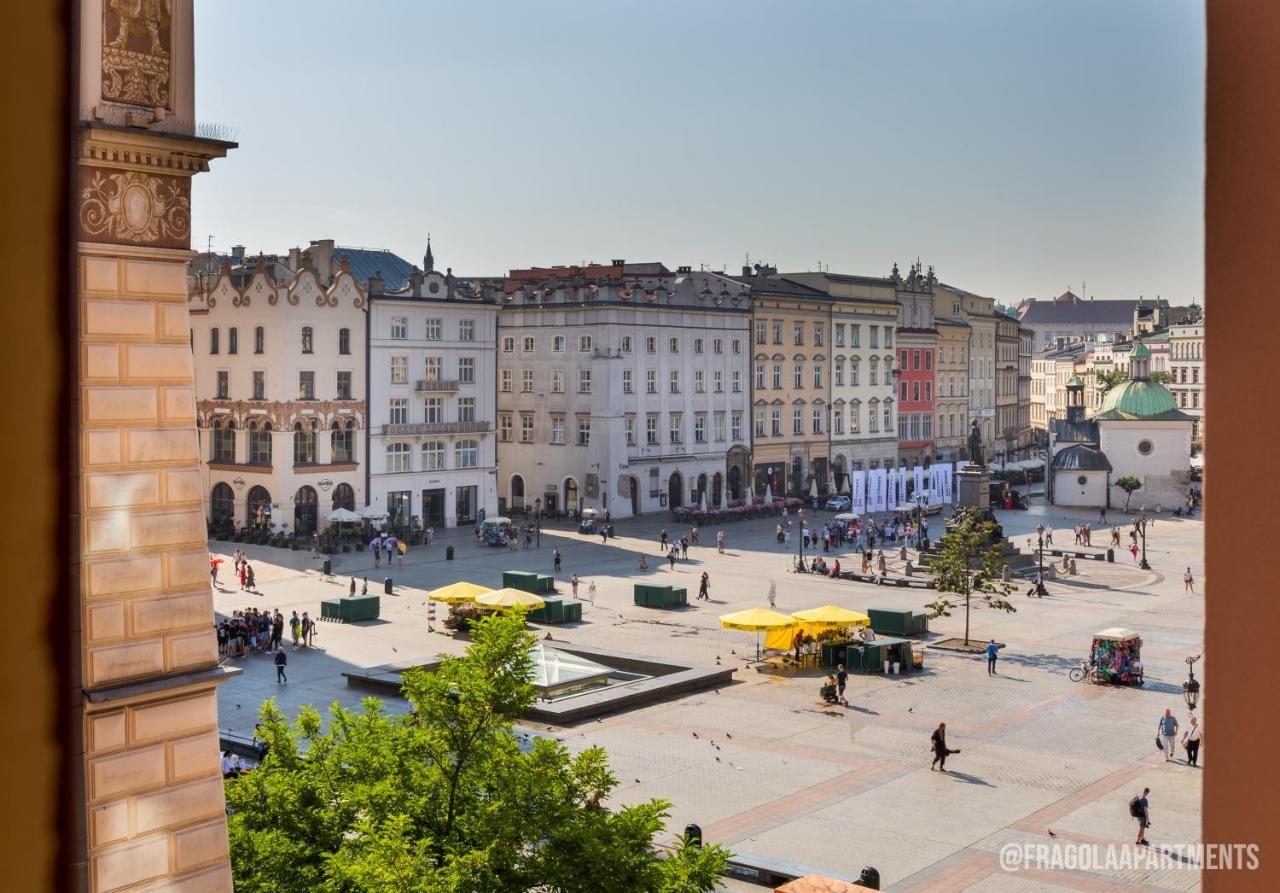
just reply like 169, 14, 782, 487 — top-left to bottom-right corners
1114, 474, 1143, 511
226, 612, 729, 892
924, 508, 1016, 644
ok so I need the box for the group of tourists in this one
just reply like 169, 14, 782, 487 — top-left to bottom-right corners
217, 607, 316, 660
370, 534, 407, 568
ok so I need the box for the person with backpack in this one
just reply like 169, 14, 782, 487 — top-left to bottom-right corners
274, 647, 288, 684
1130, 788, 1151, 845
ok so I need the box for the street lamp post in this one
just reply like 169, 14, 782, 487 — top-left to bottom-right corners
1182, 653, 1202, 711
797, 507, 805, 572
1137, 508, 1151, 570
534, 498, 542, 548
1034, 523, 1048, 596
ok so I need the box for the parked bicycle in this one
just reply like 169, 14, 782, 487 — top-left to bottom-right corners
1068, 660, 1105, 683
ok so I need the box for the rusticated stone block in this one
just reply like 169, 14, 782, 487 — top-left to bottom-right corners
88, 711, 127, 754
124, 259, 188, 298
90, 799, 130, 848
158, 303, 190, 340
92, 833, 169, 892
168, 731, 220, 782
130, 691, 216, 746
85, 470, 160, 511
162, 467, 203, 506
84, 514, 130, 555
86, 554, 162, 599
134, 775, 224, 835
130, 590, 212, 637
84, 343, 120, 381
165, 549, 210, 590
84, 300, 154, 338
90, 744, 165, 800
124, 343, 194, 381
88, 639, 165, 687
161, 386, 197, 423
82, 256, 121, 294
137, 862, 233, 893
86, 601, 126, 643
84, 385, 158, 424
166, 631, 218, 672
127, 428, 199, 465
171, 817, 230, 874
130, 508, 205, 550
84, 429, 123, 466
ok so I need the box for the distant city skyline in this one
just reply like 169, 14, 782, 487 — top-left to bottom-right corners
192, 0, 1205, 303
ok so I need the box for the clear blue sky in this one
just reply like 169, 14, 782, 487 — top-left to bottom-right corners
192, 0, 1204, 304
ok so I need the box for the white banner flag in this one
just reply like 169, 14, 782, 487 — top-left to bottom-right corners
914, 465, 924, 502
852, 470, 866, 514
898, 466, 908, 506
872, 469, 887, 513
943, 462, 954, 503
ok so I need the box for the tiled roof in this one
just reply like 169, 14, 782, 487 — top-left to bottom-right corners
335, 247, 416, 291
1051, 444, 1113, 473
1018, 296, 1163, 327
1050, 417, 1100, 446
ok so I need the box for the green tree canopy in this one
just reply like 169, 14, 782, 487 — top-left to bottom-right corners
1114, 474, 1143, 511
1095, 367, 1127, 396
924, 508, 1016, 644
226, 612, 729, 892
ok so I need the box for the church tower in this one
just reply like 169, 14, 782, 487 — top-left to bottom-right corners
74, 3, 235, 889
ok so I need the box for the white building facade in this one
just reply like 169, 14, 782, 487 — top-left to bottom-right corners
1169, 319, 1205, 447
496, 271, 753, 519
367, 269, 500, 529
189, 254, 367, 534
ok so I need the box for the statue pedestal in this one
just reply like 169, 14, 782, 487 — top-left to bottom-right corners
957, 465, 991, 511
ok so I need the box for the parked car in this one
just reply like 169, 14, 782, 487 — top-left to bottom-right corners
825, 495, 851, 511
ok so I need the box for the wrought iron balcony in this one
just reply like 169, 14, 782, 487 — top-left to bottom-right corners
382, 421, 491, 436
415, 379, 460, 392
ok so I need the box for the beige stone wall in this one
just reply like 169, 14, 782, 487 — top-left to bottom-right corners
77, 244, 232, 891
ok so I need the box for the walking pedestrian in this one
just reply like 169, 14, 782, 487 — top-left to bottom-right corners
1130, 541, 1140, 563
767, 579, 777, 609
245, 563, 256, 593
587, 579, 597, 601
1130, 787, 1151, 845
1045, 524, 1054, 545
1181, 715, 1203, 767
681, 536, 689, 559
290, 611, 301, 648
1158, 709, 1179, 761
698, 572, 709, 601
271, 611, 283, 652
717, 529, 725, 554
659, 528, 668, 550
667, 547, 677, 570
274, 648, 288, 684
1099, 506, 1107, 525
986, 639, 999, 676
836, 663, 848, 706
239, 561, 247, 590
1111, 527, 1121, 547
930, 722, 956, 771
1183, 567, 1195, 593
209, 553, 219, 587
570, 573, 579, 597
600, 527, 608, 545
349, 577, 356, 597
301, 611, 313, 647
398, 539, 407, 567
553, 548, 562, 572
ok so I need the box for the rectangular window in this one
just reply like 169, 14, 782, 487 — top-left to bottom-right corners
502, 336, 514, 353
576, 417, 591, 446
713, 370, 723, 393
1192, 391, 1199, 408
713, 412, 724, 441
210, 328, 219, 354
625, 415, 636, 446
835, 365, 844, 387
669, 412, 683, 444
898, 414, 908, 441
252, 370, 265, 400
391, 318, 408, 339
834, 411, 844, 435
500, 369, 512, 392
522, 369, 534, 393
622, 335, 632, 352
499, 414, 512, 442
794, 322, 804, 345
551, 368, 564, 393
713, 338, 723, 354
754, 408, 766, 437
298, 371, 315, 400
694, 337, 704, 354
924, 350, 933, 371
695, 370, 705, 393
851, 325, 860, 348
755, 321, 767, 344
925, 381, 932, 402
425, 398, 444, 424
622, 369, 633, 393
901, 349, 909, 368
731, 411, 742, 441
732, 338, 742, 354
814, 323, 824, 347
254, 326, 264, 354
923, 414, 933, 439
732, 371, 741, 393
870, 327, 880, 348
338, 328, 350, 355
669, 370, 680, 394
773, 364, 782, 389
913, 350, 921, 370
458, 357, 475, 383
216, 370, 229, 400
812, 407, 823, 434
793, 407, 803, 435
521, 413, 535, 443
553, 335, 565, 352
422, 443, 444, 471
773, 320, 783, 344
425, 318, 442, 340
771, 409, 782, 436
695, 414, 707, 443
910, 414, 922, 440
868, 404, 877, 433
647, 414, 659, 445
1192, 367, 1200, 384
646, 336, 656, 353
646, 369, 657, 394
228, 327, 238, 355
522, 336, 535, 353
336, 371, 352, 400
835, 325, 845, 347
424, 356, 442, 382
457, 397, 476, 423
670, 337, 680, 354
794, 364, 803, 389
884, 402, 892, 431
579, 369, 592, 393
459, 319, 476, 341
900, 381, 908, 401
579, 335, 592, 352
389, 398, 408, 425
814, 365, 823, 389
756, 364, 765, 389
912, 381, 921, 402
391, 356, 407, 383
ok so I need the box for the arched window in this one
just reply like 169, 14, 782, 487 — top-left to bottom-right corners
301, 326, 313, 354
332, 482, 355, 512
210, 482, 234, 525
883, 398, 893, 432
510, 474, 525, 511
422, 441, 445, 471
338, 327, 351, 355
212, 419, 235, 463
331, 420, 354, 463
254, 326, 265, 354
293, 421, 315, 465
246, 485, 272, 527
386, 442, 411, 473
210, 327, 219, 354
294, 486, 318, 534
248, 421, 272, 465
455, 439, 479, 469
227, 326, 238, 355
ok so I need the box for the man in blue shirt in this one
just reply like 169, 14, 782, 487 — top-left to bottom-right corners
986, 640, 999, 676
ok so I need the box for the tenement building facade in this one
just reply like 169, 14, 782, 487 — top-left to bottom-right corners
366, 266, 500, 528
497, 265, 752, 517
893, 263, 939, 467
73, 1, 235, 888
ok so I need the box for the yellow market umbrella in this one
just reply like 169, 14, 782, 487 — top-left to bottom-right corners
720, 608, 797, 662
427, 581, 492, 605
790, 605, 871, 628
474, 588, 545, 610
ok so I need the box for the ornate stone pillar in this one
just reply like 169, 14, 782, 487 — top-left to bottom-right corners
74, 2, 236, 890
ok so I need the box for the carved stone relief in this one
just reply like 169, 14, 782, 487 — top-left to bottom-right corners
102, 0, 173, 108
79, 167, 190, 248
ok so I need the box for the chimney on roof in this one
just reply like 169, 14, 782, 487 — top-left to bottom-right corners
677, 266, 691, 274
611, 259, 625, 267
408, 267, 423, 298
230, 245, 245, 263
367, 271, 384, 296
742, 265, 752, 277
445, 268, 455, 301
